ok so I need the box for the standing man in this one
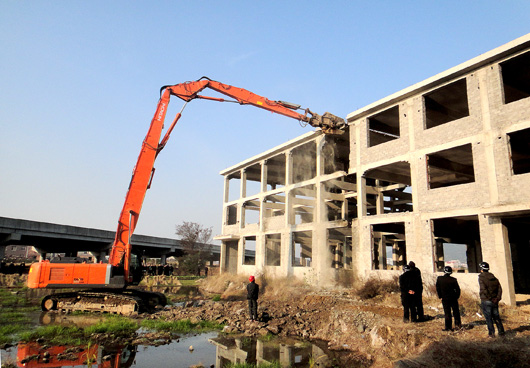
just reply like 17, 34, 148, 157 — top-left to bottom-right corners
409, 261, 425, 321
399, 265, 417, 323
436, 266, 462, 331
478, 262, 505, 338
247, 275, 259, 321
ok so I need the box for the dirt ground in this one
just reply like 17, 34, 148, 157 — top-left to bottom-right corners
148, 274, 530, 368
3, 273, 530, 367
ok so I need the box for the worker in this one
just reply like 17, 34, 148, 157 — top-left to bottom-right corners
408, 261, 425, 321
246, 275, 259, 321
399, 265, 417, 323
436, 266, 462, 331
478, 262, 505, 337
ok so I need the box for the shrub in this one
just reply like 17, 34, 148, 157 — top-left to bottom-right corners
356, 276, 399, 300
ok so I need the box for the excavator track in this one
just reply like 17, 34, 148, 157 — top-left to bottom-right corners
41, 289, 166, 316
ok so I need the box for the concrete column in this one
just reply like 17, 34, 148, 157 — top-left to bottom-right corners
220, 241, 226, 274
223, 176, 230, 203
484, 216, 516, 306
261, 160, 268, 193
279, 344, 292, 366
285, 151, 293, 186
375, 179, 384, 215
0, 245, 5, 260
240, 169, 247, 199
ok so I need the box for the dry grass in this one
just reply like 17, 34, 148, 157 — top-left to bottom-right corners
355, 275, 400, 300
407, 336, 530, 368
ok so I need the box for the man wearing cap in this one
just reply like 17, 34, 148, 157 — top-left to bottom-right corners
478, 262, 505, 337
247, 275, 259, 321
436, 266, 462, 331
399, 265, 417, 323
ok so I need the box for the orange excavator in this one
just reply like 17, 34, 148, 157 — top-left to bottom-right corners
27, 77, 346, 314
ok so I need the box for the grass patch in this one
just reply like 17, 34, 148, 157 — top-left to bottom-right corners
140, 318, 223, 333
19, 325, 84, 345
16, 314, 139, 345
179, 279, 199, 286
0, 287, 39, 344
212, 294, 221, 301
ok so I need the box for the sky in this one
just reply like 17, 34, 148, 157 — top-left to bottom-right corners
1, 1, 529, 242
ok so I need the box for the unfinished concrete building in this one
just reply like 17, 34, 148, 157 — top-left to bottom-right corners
215, 34, 530, 305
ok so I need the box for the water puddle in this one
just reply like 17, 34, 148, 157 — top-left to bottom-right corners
1, 308, 351, 367
1, 331, 348, 367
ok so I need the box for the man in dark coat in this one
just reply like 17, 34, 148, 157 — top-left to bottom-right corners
409, 261, 425, 321
247, 275, 259, 321
436, 266, 461, 331
399, 265, 417, 323
478, 262, 505, 337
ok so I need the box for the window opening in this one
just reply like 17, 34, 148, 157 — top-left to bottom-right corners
427, 144, 475, 189
291, 185, 315, 225
424, 78, 469, 129
292, 231, 312, 267
501, 50, 530, 104
244, 163, 262, 197
242, 200, 260, 226
226, 204, 237, 225
243, 236, 256, 265
371, 222, 406, 270
328, 228, 352, 269
432, 216, 482, 273
227, 173, 241, 202
368, 106, 400, 147
508, 128, 530, 175
364, 162, 412, 215
265, 234, 281, 266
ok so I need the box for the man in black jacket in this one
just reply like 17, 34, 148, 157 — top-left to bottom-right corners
399, 265, 417, 323
478, 262, 505, 337
247, 275, 259, 321
436, 266, 461, 331
409, 261, 425, 321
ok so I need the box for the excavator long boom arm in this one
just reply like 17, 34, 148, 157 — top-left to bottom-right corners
29, 77, 345, 290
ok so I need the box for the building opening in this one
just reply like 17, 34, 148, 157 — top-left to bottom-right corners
328, 228, 352, 269
432, 216, 482, 273
243, 236, 256, 265
364, 162, 412, 216
500, 50, 530, 104
371, 222, 406, 270
368, 105, 400, 147
265, 233, 281, 266
508, 127, 530, 175
424, 78, 469, 129
292, 231, 312, 267
427, 144, 475, 189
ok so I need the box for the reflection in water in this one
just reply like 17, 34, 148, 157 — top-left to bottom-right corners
209, 336, 337, 368
16, 342, 136, 368
6, 334, 349, 368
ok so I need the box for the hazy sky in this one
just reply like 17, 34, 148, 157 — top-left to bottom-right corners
1, 1, 529, 241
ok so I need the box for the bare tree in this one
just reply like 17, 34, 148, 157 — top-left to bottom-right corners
175, 221, 213, 275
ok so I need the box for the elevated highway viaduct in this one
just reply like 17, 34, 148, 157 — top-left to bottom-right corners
0, 216, 220, 264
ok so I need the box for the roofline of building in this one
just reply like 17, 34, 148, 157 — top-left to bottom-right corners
219, 130, 323, 175
346, 33, 530, 122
